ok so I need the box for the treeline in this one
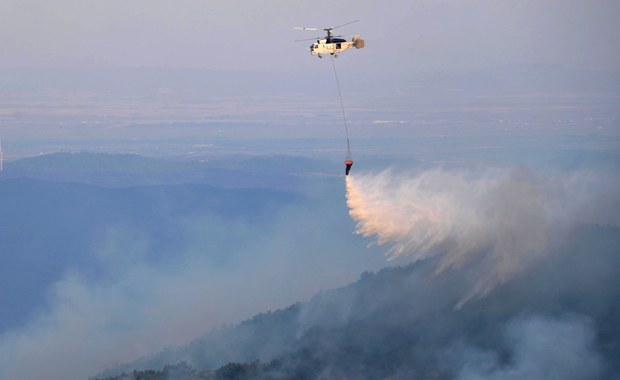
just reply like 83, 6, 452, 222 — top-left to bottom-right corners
95, 360, 301, 380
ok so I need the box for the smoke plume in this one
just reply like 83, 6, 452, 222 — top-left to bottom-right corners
454, 314, 605, 380
346, 169, 557, 306
0, 189, 381, 380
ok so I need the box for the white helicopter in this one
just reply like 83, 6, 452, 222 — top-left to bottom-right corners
294, 20, 365, 58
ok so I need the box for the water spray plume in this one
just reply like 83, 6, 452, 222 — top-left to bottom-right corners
346, 169, 552, 307
346, 173, 450, 257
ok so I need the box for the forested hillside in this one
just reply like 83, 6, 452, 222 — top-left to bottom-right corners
96, 223, 620, 380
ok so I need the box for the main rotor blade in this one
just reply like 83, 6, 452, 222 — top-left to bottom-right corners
331, 20, 359, 30
294, 27, 319, 31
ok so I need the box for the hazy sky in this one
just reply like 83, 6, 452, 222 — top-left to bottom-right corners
2, 0, 619, 73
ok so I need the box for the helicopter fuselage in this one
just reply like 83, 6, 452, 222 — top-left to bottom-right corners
309, 35, 364, 58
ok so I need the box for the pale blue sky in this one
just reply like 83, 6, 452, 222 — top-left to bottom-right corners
2, 0, 619, 73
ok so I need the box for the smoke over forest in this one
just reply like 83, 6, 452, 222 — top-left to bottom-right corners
345, 168, 609, 307
91, 165, 620, 380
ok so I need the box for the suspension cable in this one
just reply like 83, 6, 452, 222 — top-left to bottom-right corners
330, 55, 352, 160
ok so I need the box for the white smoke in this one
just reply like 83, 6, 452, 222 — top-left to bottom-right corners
346, 168, 554, 307
455, 314, 605, 380
0, 197, 381, 380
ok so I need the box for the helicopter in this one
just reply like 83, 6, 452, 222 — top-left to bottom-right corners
294, 20, 365, 58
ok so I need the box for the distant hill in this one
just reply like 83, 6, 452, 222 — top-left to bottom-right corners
96, 223, 620, 380
1, 152, 334, 189
0, 176, 303, 333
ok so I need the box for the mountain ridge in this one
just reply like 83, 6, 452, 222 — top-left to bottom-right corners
95, 222, 620, 379
0, 152, 333, 189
